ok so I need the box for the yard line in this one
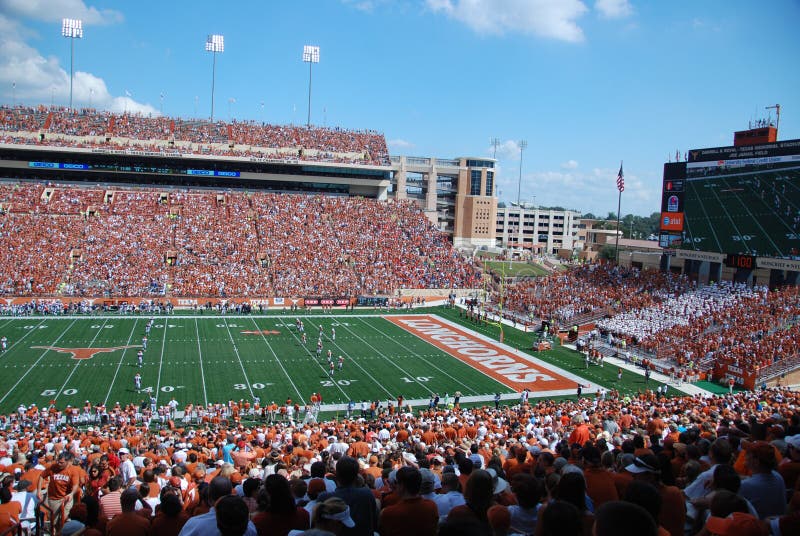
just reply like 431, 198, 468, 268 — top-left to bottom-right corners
0, 317, 17, 332
360, 318, 478, 394
0, 318, 48, 354
154, 320, 169, 405
104, 319, 141, 405
194, 319, 208, 406
220, 318, 255, 400
0, 318, 54, 405
271, 318, 345, 402
56, 319, 110, 401
303, 318, 396, 398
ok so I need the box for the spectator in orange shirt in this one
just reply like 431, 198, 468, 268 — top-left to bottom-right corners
582, 445, 618, 509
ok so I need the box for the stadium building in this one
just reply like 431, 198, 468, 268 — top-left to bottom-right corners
494, 205, 582, 255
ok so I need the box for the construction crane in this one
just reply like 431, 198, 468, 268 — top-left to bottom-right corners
766, 104, 781, 132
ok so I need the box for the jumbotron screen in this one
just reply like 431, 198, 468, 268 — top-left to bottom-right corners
659, 139, 800, 258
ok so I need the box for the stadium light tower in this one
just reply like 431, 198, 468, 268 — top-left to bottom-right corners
205, 34, 224, 121
61, 18, 83, 110
302, 45, 320, 127
516, 140, 527, 206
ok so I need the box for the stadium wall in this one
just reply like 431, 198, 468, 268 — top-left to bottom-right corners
0, 292, 467, 308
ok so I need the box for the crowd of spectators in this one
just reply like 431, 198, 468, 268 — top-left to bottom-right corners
494, 263, 800, 378
0, 105, 390, 166
0, 182, 480, 298
500, 264, 695, 323
596, 281, 764, 347
0, 387, 799, 536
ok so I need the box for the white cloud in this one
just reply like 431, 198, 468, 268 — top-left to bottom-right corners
388, 138, 414, 150
489, 139, 525, 160
497, 164, 652, 215
340, 0, 390, 12
594, 0, 632, 19
426, 0, 589, 43
561, 159, 579, 169
0, 0, 123, 25
0, 7, 157, 115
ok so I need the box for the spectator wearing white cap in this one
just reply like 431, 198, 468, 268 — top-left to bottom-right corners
117, 448, 137, 487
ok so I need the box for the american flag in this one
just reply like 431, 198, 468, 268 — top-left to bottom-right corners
616, 162, 624, 192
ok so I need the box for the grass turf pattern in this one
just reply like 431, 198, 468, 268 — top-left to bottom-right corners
0, 308, 687, 414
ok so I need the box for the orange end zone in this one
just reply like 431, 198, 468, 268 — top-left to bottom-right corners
386, 315, 578, 392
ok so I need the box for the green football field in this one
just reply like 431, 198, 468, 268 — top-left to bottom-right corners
0, 308, 687, 415
0, 312, 520, 414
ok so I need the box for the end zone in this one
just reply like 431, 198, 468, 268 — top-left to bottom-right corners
386, 314, 589, 394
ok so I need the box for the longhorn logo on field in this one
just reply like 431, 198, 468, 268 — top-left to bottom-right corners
31, 345, 141, 360
240, 330, 281, 336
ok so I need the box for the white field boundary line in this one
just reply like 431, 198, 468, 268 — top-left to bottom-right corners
194, 319, 209, 406
0, 318, 47, 356
0, 318, 52, 405
314, 391, 586, 413
221, 318, 256, 401
104, 319, 141, 405
154, 320, 168, 405
422, 314, 599, 394
249, 317, 312, 404
56, 319, 109, 400
361, 317, 479, 395
300, 318, 396, 400
321, 318, 435, 398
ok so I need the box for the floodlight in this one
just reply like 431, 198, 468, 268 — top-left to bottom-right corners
303, 45, 320, 127
302, 45, 320, 63
205, 34, 225, 121
62, 18, 83, 38
61, 18, 83, 110
206, 34, 224, 53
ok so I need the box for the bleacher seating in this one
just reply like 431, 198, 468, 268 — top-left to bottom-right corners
0, 105, 390, 165
0, 181, 480, 298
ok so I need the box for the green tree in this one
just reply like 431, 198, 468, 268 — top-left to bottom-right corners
600, 245, 617, 260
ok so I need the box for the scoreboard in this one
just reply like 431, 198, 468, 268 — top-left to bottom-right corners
659, 138, 800, 260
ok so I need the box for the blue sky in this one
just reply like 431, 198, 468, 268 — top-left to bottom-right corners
0, 0, 798, 216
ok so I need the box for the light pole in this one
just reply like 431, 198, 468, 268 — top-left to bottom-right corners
89, 87, 94, 108
490, 137, 500, 159
205, 34, 224, 121
516, 140, 527, 206
61, 18, 83, 110
302, 45, 320, 127
160, 92, 164, 115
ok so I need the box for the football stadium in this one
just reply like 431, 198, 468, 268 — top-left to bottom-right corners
1, 11, 800, 536
1, 101, 799, 536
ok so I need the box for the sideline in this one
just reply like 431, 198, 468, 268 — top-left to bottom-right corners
451, 302, 716, 397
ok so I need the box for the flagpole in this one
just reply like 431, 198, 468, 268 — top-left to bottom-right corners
615, 161, 623, 265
